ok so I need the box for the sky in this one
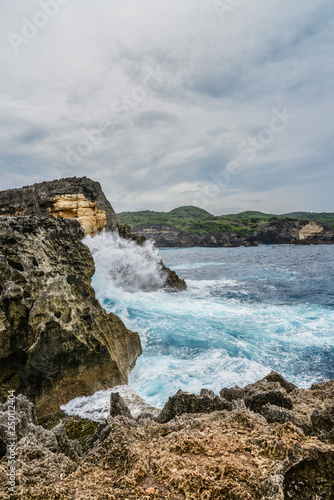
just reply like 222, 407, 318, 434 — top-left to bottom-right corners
0, 0, 333, 215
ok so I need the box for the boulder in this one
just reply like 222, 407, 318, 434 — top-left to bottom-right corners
156, 388, 231, 423
110, 392, 132, 419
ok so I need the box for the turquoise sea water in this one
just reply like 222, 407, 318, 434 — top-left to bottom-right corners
62, 234, 334, 419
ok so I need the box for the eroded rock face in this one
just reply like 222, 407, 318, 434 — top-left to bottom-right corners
49, 194, 107, 236
0, 177, 118, 236
133, 224, 248, 248
0, 395, 82, 494
248, 220, 334, 245
0, 216, 142, 416
298, 221, 324, 240
132, 220, 334, 248
2, 375, 333, 500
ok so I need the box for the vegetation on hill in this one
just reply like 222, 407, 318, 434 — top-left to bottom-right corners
117, 206, 334, 236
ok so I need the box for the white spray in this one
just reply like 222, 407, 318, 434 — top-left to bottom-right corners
83, 230, 166, 293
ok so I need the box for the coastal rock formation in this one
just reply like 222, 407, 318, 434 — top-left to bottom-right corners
1, 374, 333, 499
0, 177, 118, 236
132, 220, 334, 247
247, 219, 334, 245
0, 178, 186, 290
0, 216, 142, 416
133, 224, 248, 248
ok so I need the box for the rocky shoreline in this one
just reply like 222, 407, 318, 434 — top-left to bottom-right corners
0, 177, 333, 498
132, 220, 334, 248
0, 372, 333, 499
0, 177, 185, 415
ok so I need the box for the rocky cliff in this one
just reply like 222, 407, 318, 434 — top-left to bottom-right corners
0, 177, 118, 236
0, 178, 186, 290
1, 373, 333, 499
133, 224, 249, 248
0, 216, 142, 416
247, 219, 334, 245
133, 220, 334, 247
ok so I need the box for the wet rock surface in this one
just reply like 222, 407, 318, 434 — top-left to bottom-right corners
0, 216, 142, 415
1, 374, 333, 499
110, 392, 133, 419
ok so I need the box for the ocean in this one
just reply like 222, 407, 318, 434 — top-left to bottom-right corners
62, 232, 334, 421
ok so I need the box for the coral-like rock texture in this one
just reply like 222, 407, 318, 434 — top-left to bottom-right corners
0, 216, 141, 416
1, 374, 334, 499
0, 177, 118, 236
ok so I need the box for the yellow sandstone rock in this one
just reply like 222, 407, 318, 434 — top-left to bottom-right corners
299, 221, 324, 240
48, 194, 107, 236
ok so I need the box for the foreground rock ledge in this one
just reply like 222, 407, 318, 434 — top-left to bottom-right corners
1, 373, 333, 499
0, 216, 142, 416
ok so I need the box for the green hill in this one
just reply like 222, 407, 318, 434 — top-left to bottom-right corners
117, 207, 334, 236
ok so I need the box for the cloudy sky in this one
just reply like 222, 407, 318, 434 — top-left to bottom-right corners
1, 0, 333, 214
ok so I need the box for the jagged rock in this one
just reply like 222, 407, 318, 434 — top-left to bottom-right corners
110, 392, 133, 419
0, 176, 118, 236
0, 377, 334, 499
0, 216, 142, 415
283, 451, 334, 499
156, 388, 231, 423
220, 371, 298, 403
0, 395, 37, 443
263, 371, 297, 393
0, 177, 187, 292
260, 403, 308, 433
311, 405, 334, 444
0, 395, 81, 460
161, 262, 187, 291
244, 390, 293, 413
220, 385, 245, 401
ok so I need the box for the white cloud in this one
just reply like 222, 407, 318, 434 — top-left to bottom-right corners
0, 0, 333, 213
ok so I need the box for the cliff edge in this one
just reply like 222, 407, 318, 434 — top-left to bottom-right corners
0, 216, 142, 416
0, 177, 186, 290
0, 176, 118, 236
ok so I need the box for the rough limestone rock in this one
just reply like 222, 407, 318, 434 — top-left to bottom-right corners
0, 395, 81, 495
0, 216, 142, 415
156, 388, 232, 423
110, 392, 133, 419
311, 405, 334, 444
0, 176, 118, 236
0, 177, 187, 291
2, 376, 333, 499
244, 390, 293, 413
